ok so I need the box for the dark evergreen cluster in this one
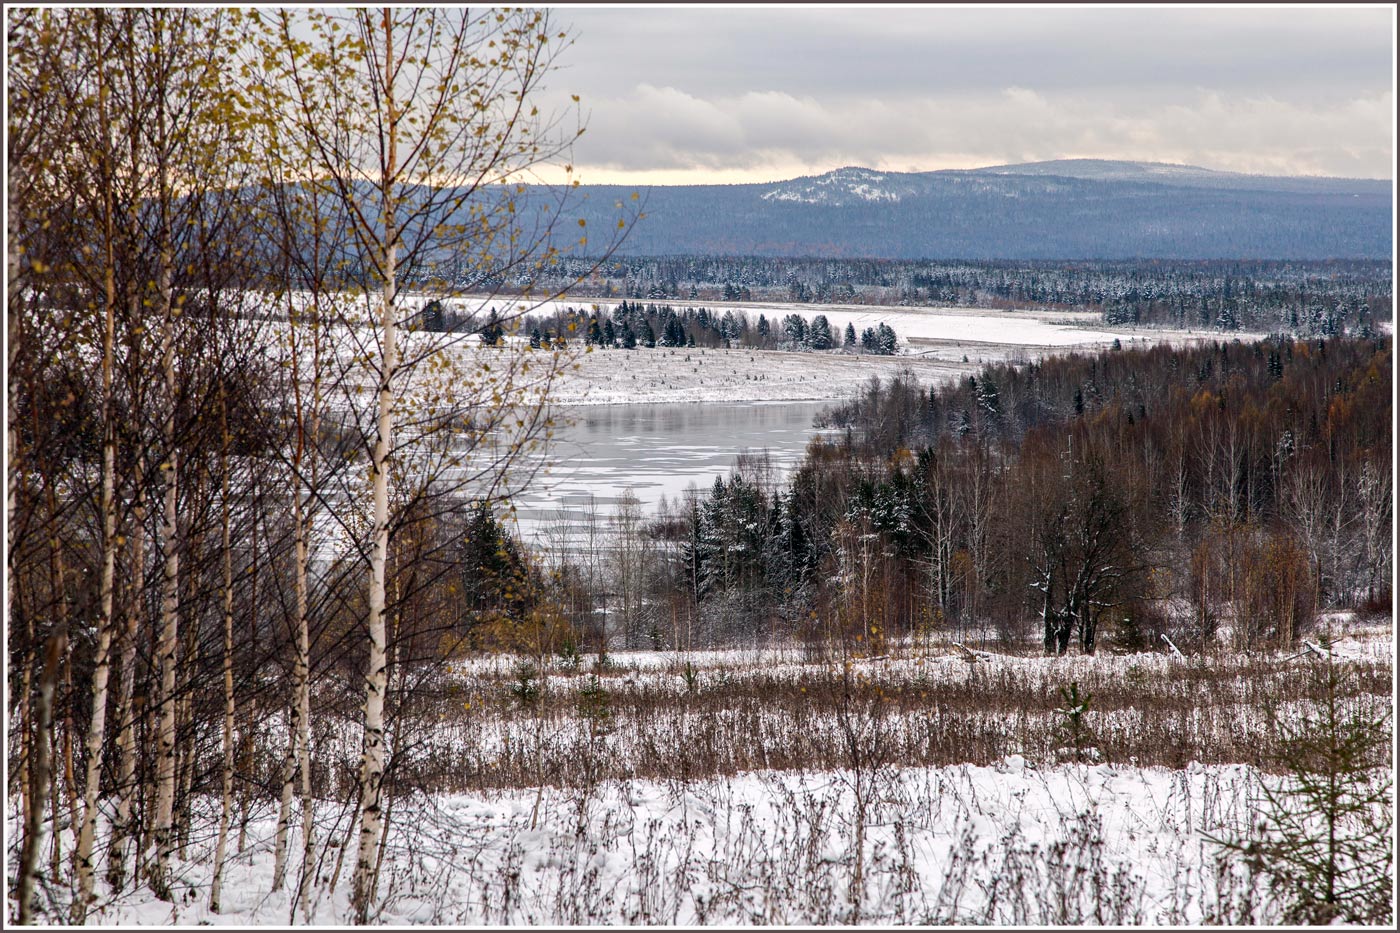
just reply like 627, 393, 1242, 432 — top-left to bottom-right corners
512, 301, 900, 354
671, 475, 819, 644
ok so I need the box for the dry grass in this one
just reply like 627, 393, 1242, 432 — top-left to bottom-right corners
296, 642, 1395, 796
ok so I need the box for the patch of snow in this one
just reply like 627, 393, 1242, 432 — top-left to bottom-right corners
761, 167, 904, 204
38, 760, 1349, 925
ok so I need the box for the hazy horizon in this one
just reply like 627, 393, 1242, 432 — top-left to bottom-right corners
542, 157, 1394, 189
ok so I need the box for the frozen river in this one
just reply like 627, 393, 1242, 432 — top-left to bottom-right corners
505, 400, 830, 553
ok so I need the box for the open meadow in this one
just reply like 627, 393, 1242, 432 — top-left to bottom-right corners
26, 616, 1391, 926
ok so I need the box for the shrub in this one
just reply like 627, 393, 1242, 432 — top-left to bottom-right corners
578, 675, 613, 738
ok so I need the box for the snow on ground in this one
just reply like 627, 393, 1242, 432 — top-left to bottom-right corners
260, 291, 1266, 409
445, 294, 1263, 405
458, 293, 1242, 348
444, 616, 1395, 686
17, 628, 1387, 926
1309, 612, 1396, 662
546, 345, 976, 405
341, 626, 1393, 799
43, 761, 1302, 926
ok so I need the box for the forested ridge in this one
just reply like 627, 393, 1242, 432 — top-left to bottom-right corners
511, 256, 1392, 336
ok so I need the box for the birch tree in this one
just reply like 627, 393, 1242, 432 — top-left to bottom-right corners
254, 8, 629, 921
5, 13, 71, 918
33, 9, 131, 918
121, 7, 250, 890
242, 78, 359, 916
56, 8, 255, 896
207, 389, 238, 914
7, 9, 148, 917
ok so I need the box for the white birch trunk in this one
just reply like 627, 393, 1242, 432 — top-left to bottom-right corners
108, 471, 144, 889
45, 484, 75, 882
277, 308, 317, 914
150, 236, 180, 896
271, 720, 296, 886
18, 633, 64, 925
69, 290, 117, 919
272, 427, 304, 888
209, 398, 237, 912
108, 458, 144, 890
294, 489, 316, 918
352, 223, 397, 925
237, 480, 261, 857
71, 59, 120, 918
352, 17, 399, 918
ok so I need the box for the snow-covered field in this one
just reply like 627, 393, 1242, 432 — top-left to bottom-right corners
256, 291, 1267, 414
10, 622, 1390, 926
466, 295, 1134, 348
546, 344, 976, 406
37, 760, 1351, 926
446, 294, 1260, 406
409, 627, 1393, 789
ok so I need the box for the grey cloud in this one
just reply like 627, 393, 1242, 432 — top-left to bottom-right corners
537, 6, 1393, 180
556, 7, 1390, 100
567, 84, 1392, 178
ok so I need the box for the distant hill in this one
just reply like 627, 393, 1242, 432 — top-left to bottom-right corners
962, 158, 1390, 196
525, 160, 1391, 260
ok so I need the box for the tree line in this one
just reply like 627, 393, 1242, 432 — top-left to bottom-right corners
522, 256, 1391, 336
428, 300, 902, 355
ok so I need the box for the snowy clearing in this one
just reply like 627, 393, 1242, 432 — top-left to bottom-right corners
9, 627, 1389, 926
39, 760, 1369, 926
443, 295, 1261, 405
250, 291, 1267, 412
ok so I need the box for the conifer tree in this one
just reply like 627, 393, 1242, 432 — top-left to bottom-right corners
1212, 661, 1393, 925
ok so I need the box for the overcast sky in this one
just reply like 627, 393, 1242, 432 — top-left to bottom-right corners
525, 5, 1395, 185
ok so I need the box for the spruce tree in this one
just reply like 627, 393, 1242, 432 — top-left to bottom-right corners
480, 309, 504, 347
1211, 661, 1393, 925
876, 322, 898, 354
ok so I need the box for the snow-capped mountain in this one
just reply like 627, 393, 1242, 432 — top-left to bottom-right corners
961, 158, 1386, 194
761, 167, 915, 205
